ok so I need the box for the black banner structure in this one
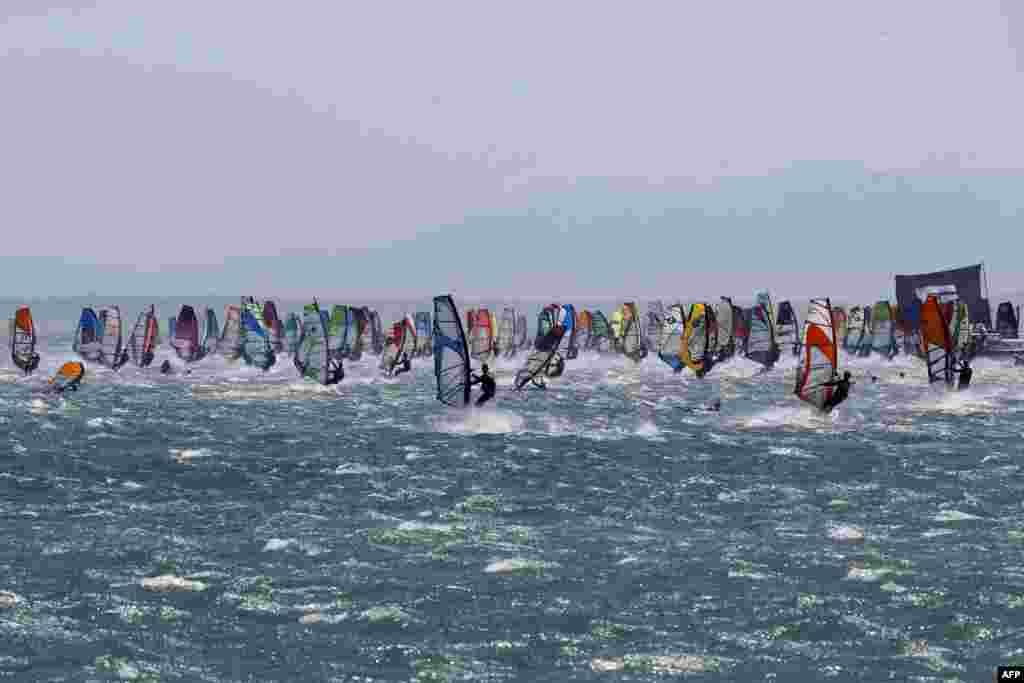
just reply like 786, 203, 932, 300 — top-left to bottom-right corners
893, 263, 991, 330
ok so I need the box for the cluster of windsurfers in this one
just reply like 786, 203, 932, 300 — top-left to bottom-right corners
5, 290, 984, 413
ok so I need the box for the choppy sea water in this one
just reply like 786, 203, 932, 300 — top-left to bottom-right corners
3, 300, 1024, 682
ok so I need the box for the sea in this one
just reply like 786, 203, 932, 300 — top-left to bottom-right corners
1, 297, 1023, 682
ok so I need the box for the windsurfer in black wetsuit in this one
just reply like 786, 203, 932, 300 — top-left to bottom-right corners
956, 358, 972, 390
325, 358, 344, 385
160, 360, 172, 375
820, 371, 852, 413
393, 353, 412, 377
546, 353, 565, 378
470, 363, 496, 406
24, 353, 40, 376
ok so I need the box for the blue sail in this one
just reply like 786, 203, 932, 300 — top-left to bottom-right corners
241, 307, 276, 371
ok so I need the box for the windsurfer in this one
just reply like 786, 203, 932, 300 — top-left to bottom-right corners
24, 353, 40, 375
326, 358, 344, 385
393, 353, 412, 377
160, 360, 172, 375
45, 362, 84, 395
470, 363, 496, 406
820, 371, 853, 413
546, 353, 566, 378
956, 359, 972, 390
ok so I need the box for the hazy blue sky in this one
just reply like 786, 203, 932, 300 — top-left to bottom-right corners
2, 1, 1023, 300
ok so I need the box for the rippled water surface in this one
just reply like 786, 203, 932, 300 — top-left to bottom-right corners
3, 300, 1024, 682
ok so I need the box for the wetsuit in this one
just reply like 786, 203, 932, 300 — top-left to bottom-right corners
470, 372, 496, 406
821, 377, 851, 413
160, 360, 172, 375
326, 360, 344, 385
393, 355, 412, 377
546, 354, 565, 378
25, 354, 40, 376
957, 363, 972, 390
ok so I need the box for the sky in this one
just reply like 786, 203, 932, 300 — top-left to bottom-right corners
1, 1, 1023, 301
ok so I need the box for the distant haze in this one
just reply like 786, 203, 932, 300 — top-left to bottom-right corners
2, 2, 1023, 300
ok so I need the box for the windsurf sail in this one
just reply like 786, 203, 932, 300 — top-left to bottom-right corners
714, 297, 735, 359
621, 302, 645, 362
557, 304, 577, 359
996, 302, 1019, 339
98, 305, 127, 370
263, 300, 285, 353
794, 298, 839, 410
892, 306, 911, 355
414, 312, 433, 357
535, 305, 559, 345
241, 302, 276, 370
776, 301, 799, 356
832, 306, 848, 344
515, 306, 567, 390
48, 361, 85, 392
380, 316, 417, 374
296, 301, 334, 384
284, 313, 303, 354
952, 300, 972, 357
400, 315, 417, 360
745, 291, 779, 368
328, 305, 351, 360
733, 304, 749, 355
171, 305, 202, 363
433, 295, 471, 406
857, 305, 874, 357
657, 304, 686, 372
219, 305, 243, 360
73, 307, 103, 361
574, 310, 592, 354
919, 294, 955, 386
609, 306, 624, 350
369, 309, 385, 355
202, 307, 219, 357
683, 303, 717, 376
127, 304, 158, 368
645, 301, 665, 352
870, 301, 897, 358
469, 307, 495, 359
844, 306, 865, 353
515, 313, 528, 350
10, 306, 39, 373
590, 310, 612, 352
380, 321, 403, 373
497, 307, 516, 358
349, 307, 368, 360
